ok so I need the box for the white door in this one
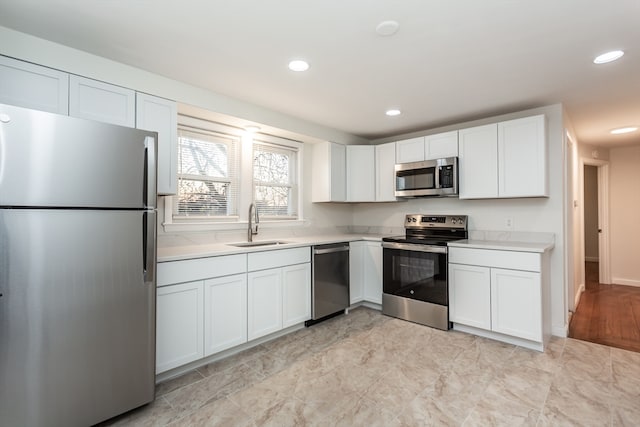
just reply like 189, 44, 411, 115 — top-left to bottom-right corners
491, 268, 542, 341
498, 115, 547, 197
0, 56, 69, 114
136, 93, 178, 195
203, 274, 247, 356
425, 131, 458, 159
349, 241, 365, 304
375, 142, 397, 201
448, 263, 491, 330
458, 123, 498, 199
395, 136, 425, 163
69, 75, 135, 127
282, 263, 312, 328
156, 281, 204, 373
247, 268, 283, 340
363, 241, 383, 304
346, 145, 375, 201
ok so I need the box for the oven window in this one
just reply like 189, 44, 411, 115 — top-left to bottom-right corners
383, 248, 448, 305
396, 167, 435, 191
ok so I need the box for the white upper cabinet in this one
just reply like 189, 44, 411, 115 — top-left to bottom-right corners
458, 123, 498, 199
69, 75, 135, 127
395, 136, 425, 163
136, 93, 178, 195
312, 141, 346, 202
0, 55, 69, 114
498, 115, 547, 198
346, 145, 375, 202
375, 142, 397, 202
425, 130, 458, 159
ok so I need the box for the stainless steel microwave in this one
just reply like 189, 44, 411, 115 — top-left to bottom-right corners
395, 157, 458, 198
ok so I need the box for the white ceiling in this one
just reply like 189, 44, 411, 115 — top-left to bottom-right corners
0, 0, 639, 146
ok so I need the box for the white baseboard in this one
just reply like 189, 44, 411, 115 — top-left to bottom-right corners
612, 277, 640, 287
585, 256, 599, 262
552, 323, 568, 338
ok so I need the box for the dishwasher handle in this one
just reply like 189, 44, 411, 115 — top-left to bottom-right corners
313, 245, 350, 255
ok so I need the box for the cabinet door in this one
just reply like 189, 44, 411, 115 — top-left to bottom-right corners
363, 241, 383, 304
346, 145, 375, 202
247, 268, 283, 340
425, 130, 458, 160
458, 123, 498, 199
491, 268, 542, 341
203, 274, 247, 356
156, 281, 204, 373
69, 75, 135, 127
375, 142, 397, 202
395, 137, 425, 163
349, 241, 364, 304
0, 56, 69, 114
282, 263, 311, 328
498, 115, 547, 198
312, 141, 346, 202
448, 263, 491, 330
136, 93, 178, 195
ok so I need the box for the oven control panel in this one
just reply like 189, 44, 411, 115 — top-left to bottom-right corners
405, 214, 467, 229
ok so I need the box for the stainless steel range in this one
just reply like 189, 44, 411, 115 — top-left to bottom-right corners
382, 214, 468, 330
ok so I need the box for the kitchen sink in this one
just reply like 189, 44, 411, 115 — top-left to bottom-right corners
227, 240, 291, 248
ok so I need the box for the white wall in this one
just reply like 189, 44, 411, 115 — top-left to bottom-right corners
583, 165, 599, 261
610, 145, 640, 287
367, 104, 568, 335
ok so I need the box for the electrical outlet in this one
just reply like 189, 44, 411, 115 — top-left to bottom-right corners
505, 218, 514, 230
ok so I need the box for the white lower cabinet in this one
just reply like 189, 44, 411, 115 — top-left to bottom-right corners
247, 268, 283, 341
448, 246, 547, 350
282, 263, 312, 328
350, 241, 382, 305
204, 274, 247, 356
448, 264, 491, 330
247, 247, 311, 341
490, 268, 541, 341
156, 281, 204, 374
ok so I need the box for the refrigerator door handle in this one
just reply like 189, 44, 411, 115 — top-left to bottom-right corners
144, 135, 157, 209
143, 211, 156, 285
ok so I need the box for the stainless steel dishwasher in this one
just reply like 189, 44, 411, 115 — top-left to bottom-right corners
306, 242, 350, 326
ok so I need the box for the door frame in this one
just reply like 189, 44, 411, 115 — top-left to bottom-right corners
578, 157, 611, 286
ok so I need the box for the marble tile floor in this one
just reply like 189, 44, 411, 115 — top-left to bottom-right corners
102, 307, 640, 426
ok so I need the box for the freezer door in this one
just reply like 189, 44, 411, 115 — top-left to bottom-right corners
0, 103, 157, 209
0, 209, 156, 427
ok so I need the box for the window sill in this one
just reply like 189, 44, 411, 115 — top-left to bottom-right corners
162, 219, 310, 233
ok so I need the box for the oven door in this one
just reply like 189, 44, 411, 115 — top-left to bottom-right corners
382, 242, 448, 306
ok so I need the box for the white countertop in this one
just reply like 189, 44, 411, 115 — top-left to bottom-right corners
448, 239, 554, 253
157, 233, 390, 262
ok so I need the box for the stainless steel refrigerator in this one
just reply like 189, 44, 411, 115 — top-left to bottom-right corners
0, 103, 157, 427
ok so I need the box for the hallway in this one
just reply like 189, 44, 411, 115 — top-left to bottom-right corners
569, 262, 640, 352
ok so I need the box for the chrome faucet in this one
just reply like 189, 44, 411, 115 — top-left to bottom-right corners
248, 203, 259, 242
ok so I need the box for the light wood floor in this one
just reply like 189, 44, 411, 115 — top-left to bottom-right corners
569, 262, 640, 353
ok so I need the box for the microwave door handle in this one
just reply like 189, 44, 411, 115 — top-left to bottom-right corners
434, 165, 441, 189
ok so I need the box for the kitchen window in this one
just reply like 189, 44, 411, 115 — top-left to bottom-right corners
173, 127, 239, 219
253, 141, 298, 219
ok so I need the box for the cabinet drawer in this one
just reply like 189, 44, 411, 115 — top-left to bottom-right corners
248, 247, 311, 271
448, 247, 540, 272
157, 254, 247, 286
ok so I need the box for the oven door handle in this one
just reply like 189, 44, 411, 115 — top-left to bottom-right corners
382, 242, 447, 254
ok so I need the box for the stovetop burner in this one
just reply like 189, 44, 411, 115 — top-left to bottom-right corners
383, 214, 468, 245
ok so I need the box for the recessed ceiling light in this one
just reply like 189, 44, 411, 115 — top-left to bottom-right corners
376, 20, 400, 36
288, 60, 309, 72
593, 50, 624, 64
244, 125, 260, 133
386, 109, 401, 117
610, 126, 638, 134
